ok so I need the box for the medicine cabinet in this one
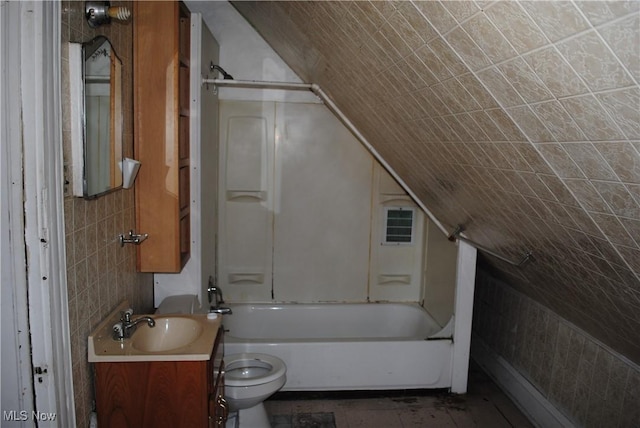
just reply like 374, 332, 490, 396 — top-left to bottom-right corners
69, 35, 124, 198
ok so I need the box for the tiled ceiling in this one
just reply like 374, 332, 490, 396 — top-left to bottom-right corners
231, 0, 640, 363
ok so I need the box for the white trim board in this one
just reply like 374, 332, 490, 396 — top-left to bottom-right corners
450, 240, 477, 394
471, 337, 575, 428
3, 1, 76, 425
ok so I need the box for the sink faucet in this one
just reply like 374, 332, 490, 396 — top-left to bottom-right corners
208, 283, 232, 315
113, 311, 155, 340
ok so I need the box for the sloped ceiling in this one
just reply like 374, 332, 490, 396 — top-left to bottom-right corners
231, 0, 640, 363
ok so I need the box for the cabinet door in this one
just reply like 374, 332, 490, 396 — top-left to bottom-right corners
95, 360, 208, 428
134, 0, 191, 272
208, 327, 226, 427
209, 364, 227, 427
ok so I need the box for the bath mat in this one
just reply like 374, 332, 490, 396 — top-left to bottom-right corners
269, 412, 336, 428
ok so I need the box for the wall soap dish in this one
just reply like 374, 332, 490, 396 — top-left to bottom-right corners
119, 230, 148, 247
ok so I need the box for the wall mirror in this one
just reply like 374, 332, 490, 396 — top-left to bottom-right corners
69, 35, 123, 198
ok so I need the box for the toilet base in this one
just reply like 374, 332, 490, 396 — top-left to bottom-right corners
226, 403, 270, 428
225, 411, 239, 428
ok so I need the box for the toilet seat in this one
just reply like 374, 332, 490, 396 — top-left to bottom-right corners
225, 353, 286, 387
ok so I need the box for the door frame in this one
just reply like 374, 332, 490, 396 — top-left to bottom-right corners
2, 1, 36, 424
2, 1, 75, 425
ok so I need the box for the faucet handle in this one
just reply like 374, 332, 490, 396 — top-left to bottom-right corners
112, 322, 124, 340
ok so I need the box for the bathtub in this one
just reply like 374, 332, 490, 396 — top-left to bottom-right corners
223, 303, 455, 391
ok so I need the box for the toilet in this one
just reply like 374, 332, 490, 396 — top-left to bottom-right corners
224, 353, 287, 428
155, 295, 287, 428
155, 294, 201, 315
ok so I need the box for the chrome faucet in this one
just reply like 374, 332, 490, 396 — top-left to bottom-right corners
208, 281, 232, 315
113, 311, 155, 340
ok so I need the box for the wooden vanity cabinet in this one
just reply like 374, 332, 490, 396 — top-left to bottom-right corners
94, 327, 225, 428
133, 0, 191, 272
209, 330, 227, 428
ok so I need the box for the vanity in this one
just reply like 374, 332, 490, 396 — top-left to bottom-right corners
89, 302, 227, 427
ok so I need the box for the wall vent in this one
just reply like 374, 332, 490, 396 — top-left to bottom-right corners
383, 207, 415, 245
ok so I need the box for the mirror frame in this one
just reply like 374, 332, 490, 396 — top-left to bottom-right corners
69, 35, 124, 198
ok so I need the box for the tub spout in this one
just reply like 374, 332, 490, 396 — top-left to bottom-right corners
210, 306, 232, 315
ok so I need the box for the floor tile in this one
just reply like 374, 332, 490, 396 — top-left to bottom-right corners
400, 406, 458, 427
264, 361, 534, 428
344, 408, 403, 427
293, 412, 336, 428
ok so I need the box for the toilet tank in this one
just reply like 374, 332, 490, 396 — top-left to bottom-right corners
155, 294, 200, 314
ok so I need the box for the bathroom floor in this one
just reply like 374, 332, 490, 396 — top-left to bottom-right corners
264, 360, 533, 428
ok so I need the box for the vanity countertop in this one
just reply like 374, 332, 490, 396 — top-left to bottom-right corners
88, 301, 222, 363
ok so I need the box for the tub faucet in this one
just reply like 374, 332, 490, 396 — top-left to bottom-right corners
208, 284, 232, 315
113, 311, 155, 340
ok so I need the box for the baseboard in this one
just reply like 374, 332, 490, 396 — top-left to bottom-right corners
471, 338, 575, 428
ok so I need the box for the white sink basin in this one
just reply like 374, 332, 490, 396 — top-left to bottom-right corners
88, 301, 221, 362
132, 317, 203, 352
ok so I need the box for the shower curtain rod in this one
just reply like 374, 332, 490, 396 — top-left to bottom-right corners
201, 76, 451, 238
202, 78, 313, 91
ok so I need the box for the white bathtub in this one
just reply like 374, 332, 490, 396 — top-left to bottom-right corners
223, 303, 455, 391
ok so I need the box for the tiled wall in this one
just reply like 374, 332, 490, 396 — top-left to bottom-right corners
474, 268, 640, 428
231, 1, 640, 365
61, 2, 154, 426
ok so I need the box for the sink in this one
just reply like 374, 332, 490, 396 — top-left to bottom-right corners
132, 317, 203, 352
88, 301, 222, 362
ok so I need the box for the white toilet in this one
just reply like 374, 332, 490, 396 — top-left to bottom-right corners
224, 353, 287, 428
155, 295, 287, 428
155, 294, 201, 315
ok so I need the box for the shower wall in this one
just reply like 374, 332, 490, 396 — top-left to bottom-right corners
218, 99, 435, 304
191, 1, 457, 309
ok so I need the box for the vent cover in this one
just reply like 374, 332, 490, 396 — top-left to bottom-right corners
383, 207, 415, 245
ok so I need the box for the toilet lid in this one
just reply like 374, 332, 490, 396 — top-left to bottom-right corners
224, 353, 286, 387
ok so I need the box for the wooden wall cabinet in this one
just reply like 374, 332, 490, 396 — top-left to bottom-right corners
94, 328, 226, 428
134, 1, 191, 272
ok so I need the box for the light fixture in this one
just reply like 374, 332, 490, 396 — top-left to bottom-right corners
85, 1, 131, 28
